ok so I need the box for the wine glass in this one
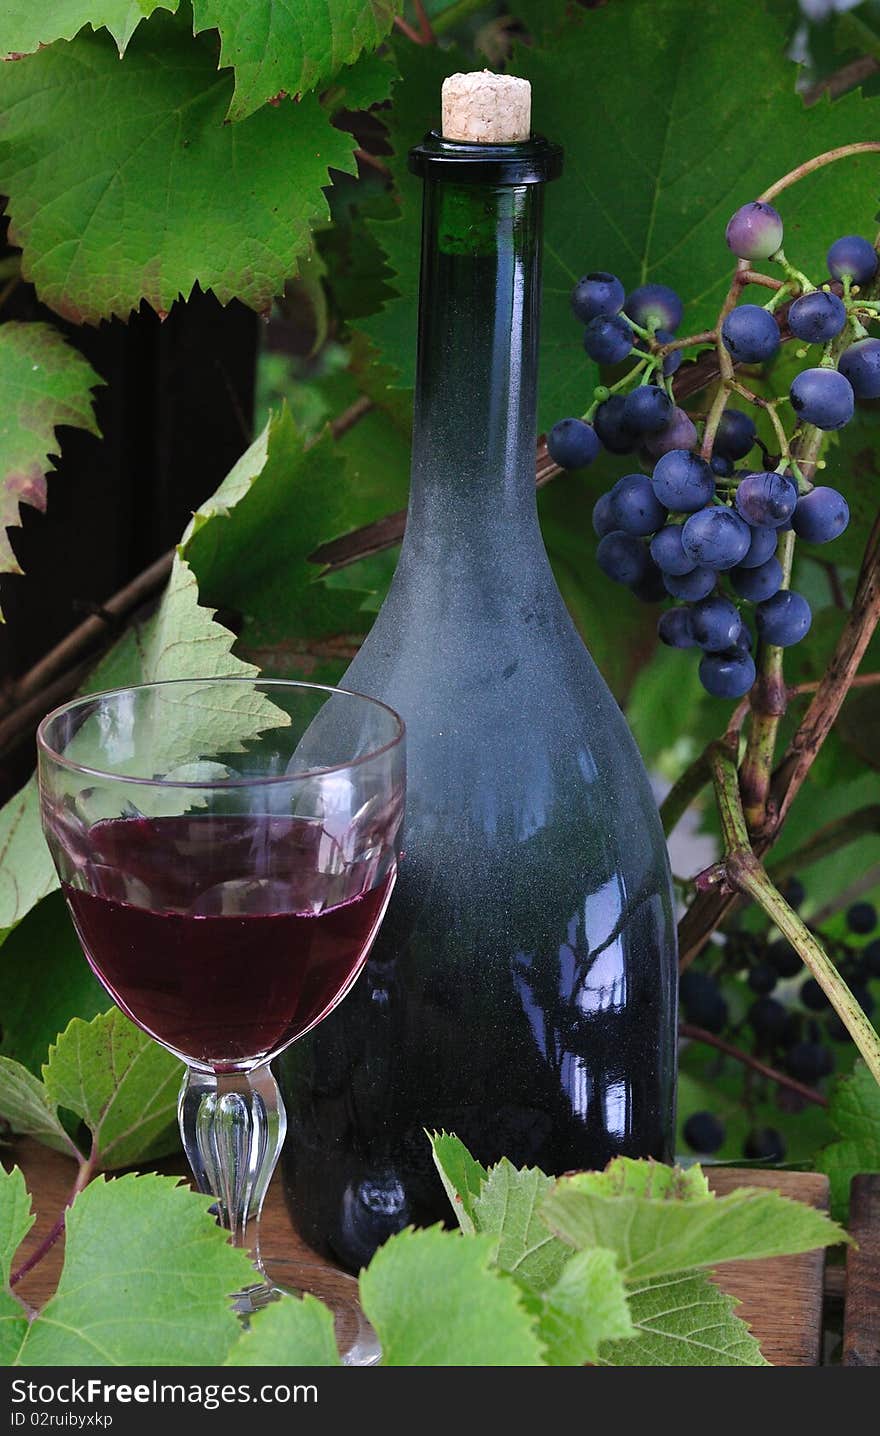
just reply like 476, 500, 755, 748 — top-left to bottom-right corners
38, 678, 405, 1364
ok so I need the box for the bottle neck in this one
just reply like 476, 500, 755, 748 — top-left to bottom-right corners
405, 172, 545, 548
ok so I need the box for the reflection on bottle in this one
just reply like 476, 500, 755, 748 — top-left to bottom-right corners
339, 1171, 410, 1269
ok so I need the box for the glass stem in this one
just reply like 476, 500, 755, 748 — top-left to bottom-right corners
178, 1062, 287, 1276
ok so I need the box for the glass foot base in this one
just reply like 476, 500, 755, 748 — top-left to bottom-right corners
236, 1260, 381, 1366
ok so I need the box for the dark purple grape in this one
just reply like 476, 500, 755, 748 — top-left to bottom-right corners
683, 1111, 725, 1154
583, 314, 634, 364
714, 408, 757, 461
847, 901, 877, 935
737, 525, 778, 569
681, 507, 751, 570
631, 561, 667, 604
679, 970, 728, 1032
801, 979, 830, 1012
571, 271, 625, 323
863, 940, 880, 978
786, 1041, 834, 1082
734, 471, 798, 528
838, 337, 880, 398
658, 606, 696, 648
654, 328, 682, 376
547, 417, 601, 470
853, 981, 876, 1017
622, 385, 673, 435
768, 939, 801, 979
788, 290, 847, 343
791, 486, 850, 544
727, 622, 753, 655
725, 202, 783, 261
593, 395, 638, 454
650, 524, 695, 575
699, 650, 756, 698
609, 473, 667, 536
690, 595, 742, 652
663, 567, 717, 601
826, 1012, 850, 1043
721, 305, 781, 364
749, 996, 787, 1040
592, 491, 615, 538
755, 590, 812, 646
827, 235, 878, 286
744, 1128, 786, 1161
789, 367, 854, 430
625, 283, 683, 333
711, 454, 734, 478
596, 531, 648, 586
782, 876, 806, 909
730, 556, 783, 602
643, 407, 698, 460
651, 450, 715, 512
748, 963, 778, 995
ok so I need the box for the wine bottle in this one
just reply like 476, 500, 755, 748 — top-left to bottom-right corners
281, 73, 677, 1270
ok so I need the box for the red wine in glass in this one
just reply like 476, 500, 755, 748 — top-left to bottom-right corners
38, 676, 405, 1362
63, 814, 394, 1070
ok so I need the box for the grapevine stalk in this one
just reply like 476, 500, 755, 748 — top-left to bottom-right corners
709, 743, 880, 1085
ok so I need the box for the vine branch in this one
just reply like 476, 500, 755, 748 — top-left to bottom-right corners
708, 743, 880, 1086
679, 1023, 829, 1107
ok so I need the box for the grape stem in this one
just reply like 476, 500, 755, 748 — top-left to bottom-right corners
9, 1150, 96, 1291
757, 142, 880, 204
771, 511, 880, 828
656, 328, 717, 356
727, 381, 790, 462
679, 1022, 829, 1108
738, 270, 785, 291
708, 741, 880, 1086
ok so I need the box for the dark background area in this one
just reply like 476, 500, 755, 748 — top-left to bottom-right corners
0, 218, 259, 798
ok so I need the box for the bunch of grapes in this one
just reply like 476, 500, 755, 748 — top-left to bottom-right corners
549, 201, 880, 699
680, 883, 879, 1159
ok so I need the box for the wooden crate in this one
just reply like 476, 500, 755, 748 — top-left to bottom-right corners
5, 1140, 877, 1367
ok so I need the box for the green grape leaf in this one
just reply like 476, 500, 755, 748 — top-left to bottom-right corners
225, 1294, 341, 1366
0, 545, 262, 944
0, 1056, 77, 1156
542, 1158, 846, 1281
538, 1247, 634, 1366
359, 1226, 545, 1366
14, 1172, 254, 1365
44, 1008, 182, 1170
429, 1130, 488, 1235
0, 1166, 34, 1284
364, 2, 880, 431
0, 14, 365, 324
0, 776, 58, 947
0, 892, 109, 1075
0, 1167, 31, 1365
324, 49, 399, 114
600, 1270, 768, 1367
0, 4, 179, 58
0, 320, 101, 593
817, 1061, 880, 1221
472, 1158, 569, 1294
182, 405, 370, 662
191, 0, 402, 122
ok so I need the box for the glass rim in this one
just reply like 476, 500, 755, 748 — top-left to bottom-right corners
36, 677, 406, 790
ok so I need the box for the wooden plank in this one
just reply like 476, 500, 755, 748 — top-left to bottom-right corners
707, 1167, 830, 1368
4, 1142, 830, 1366
842, 1174, 880, 1367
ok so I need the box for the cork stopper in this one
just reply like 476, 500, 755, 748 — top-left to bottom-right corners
441, 71, 531, 143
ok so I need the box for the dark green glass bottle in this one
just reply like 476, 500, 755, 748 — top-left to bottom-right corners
280, 131, 677, 1269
